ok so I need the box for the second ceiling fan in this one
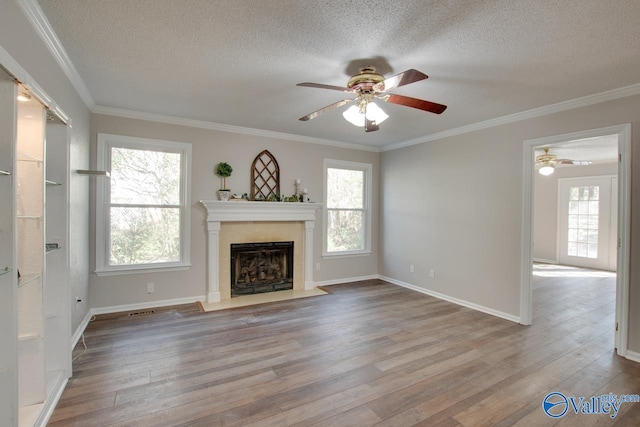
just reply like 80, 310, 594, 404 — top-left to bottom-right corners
536, 147, 592, 176
297, 67, 447, 132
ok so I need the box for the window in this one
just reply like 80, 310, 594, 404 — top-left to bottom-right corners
96, 134, 191, 275
323, 159, 372, 256
567, 185, 599, 259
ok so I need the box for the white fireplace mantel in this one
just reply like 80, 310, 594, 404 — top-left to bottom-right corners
200, 201, 323, 302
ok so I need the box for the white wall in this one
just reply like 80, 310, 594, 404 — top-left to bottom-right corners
89, 113, 379, 308
0, 1, 91, 335
380, 93, 640, 354
533, 162, 618, 262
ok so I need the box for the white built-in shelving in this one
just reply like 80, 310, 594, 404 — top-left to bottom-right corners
0, 74, 71, 427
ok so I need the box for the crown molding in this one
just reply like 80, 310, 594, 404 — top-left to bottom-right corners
381, 82, 640, 152
16, 0, 95, 109
92, 105, 380, 152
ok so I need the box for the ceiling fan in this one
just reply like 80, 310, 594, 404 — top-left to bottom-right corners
297, 66, 447, 132
535, 147, 592, 176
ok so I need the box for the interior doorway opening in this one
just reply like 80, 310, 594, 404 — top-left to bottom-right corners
521, 124, 631, 358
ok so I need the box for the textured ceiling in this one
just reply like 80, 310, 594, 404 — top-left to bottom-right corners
37, 0, 640, 149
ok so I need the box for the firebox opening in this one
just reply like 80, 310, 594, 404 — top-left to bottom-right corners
230, 241, 294, 297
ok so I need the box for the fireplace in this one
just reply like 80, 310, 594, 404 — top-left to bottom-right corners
230, 241, 294, 296
200, 200, 322, 302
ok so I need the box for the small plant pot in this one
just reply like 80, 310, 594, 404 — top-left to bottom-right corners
218, 190, 231, 201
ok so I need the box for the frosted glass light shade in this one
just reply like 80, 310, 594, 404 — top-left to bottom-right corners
342, 102, 389, 127
539, 164, 555, 176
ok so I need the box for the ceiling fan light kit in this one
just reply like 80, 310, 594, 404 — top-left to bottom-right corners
297, 66, 447, 132
342, 102, 388, 127
535, 147, 592, 176
538, 163, 555, 176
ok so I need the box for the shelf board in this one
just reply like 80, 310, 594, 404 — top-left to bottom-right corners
0, 169, 11, 176
17, 215, 43, 220
0, 267, 12, 276
18, 273, 41, 288
45, 247, 61, 254
77, 169, 110, 177
17, 151, 43, 163
17, 333, 42, 341
45, 179, 62, 186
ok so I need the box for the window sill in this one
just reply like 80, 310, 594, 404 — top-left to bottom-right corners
322, 251, 372, 259
95, 264, 191, 277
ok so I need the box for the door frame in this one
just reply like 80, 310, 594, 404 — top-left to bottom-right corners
520, 124, 631, 357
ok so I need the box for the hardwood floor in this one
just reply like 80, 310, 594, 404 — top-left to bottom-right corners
50, 269, 640, 426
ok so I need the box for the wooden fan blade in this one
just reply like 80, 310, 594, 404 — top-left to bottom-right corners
297, 82, 352, 92
557, 159, 592, 165
298, 99, 353, 121
374, 69, 428, 92
383, 94, 447, 114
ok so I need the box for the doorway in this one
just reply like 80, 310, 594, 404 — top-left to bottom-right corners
521, 124, 631, 357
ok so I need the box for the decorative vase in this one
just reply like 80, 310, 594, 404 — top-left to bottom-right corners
218, 190, 231, 201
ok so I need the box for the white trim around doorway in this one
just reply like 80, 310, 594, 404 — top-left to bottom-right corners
520, 123, 631, 359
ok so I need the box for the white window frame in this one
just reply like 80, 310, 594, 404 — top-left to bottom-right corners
95, 133, 192, 276
323, 159, 372, 257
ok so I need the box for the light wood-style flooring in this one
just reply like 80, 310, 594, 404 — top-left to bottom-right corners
50, 267, 640, 426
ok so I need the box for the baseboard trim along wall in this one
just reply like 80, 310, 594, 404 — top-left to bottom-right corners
625, 350, 640, 364
90, 295, 206, 316
71, 310, 94, 350
533, 258, 559, 265
314, 275, 380, 287
380, 275, 521, 324
36, 375, 68, 427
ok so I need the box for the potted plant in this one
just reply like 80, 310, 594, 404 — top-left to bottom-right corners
215, 162, 233, 201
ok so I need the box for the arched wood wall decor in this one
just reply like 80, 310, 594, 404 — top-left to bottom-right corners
251, 150, 280, 200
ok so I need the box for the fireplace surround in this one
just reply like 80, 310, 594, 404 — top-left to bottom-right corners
200, 201, 322, 302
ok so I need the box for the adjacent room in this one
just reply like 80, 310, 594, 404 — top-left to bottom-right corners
2, 1, 640, 426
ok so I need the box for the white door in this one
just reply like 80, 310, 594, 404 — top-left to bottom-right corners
0, 73, 17, 425
558, 176, 616, 271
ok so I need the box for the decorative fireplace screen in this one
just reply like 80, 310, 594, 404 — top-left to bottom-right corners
230, 241, 293, 296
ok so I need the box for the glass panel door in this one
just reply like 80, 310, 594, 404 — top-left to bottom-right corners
558, 177, 614, 270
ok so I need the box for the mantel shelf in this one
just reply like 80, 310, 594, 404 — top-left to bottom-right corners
200, 200, 322, 223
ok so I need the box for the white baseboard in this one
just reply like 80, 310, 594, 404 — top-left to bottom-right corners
90, 295, 206, 316
314, 275, 379, 287
379, 275, 521, 324
533, 258, 559, 264
71, 310, 93, 350
625, 350, 640, 364
35, 374, 67, 427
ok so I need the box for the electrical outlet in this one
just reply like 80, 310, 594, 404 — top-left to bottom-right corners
430, 269, 436, 279
147, 282, 155, 294
410, 264, 415, 273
